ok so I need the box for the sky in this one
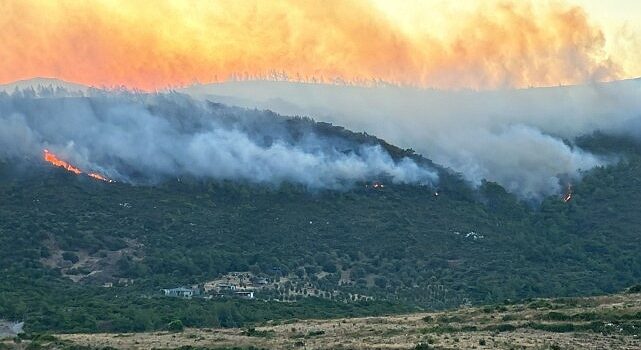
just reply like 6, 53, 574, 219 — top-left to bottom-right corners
1, 0, 640, 90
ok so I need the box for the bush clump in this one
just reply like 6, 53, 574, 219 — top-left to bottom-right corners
167, 320, 184, 332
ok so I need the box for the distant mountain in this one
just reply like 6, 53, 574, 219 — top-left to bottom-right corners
0, 77, 90, 94
179, 79, 641, 139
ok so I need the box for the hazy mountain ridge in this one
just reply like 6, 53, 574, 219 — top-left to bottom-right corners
180, 78, 641, 200
5, 77, 640, 199
0, 77, 90, 95
0, 91, 438, 189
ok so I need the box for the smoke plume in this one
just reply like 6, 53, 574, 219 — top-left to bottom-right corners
0, 91, 437, 189
0, 0, 629, 90
182, 78, 641, 199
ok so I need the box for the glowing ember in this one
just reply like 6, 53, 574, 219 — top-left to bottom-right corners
88, 172, 114, 183
43, 149, 113, 183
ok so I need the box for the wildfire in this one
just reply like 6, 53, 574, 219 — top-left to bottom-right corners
43, 149, 113, 183
88, 172, 111, 182
43, 149, 82, 175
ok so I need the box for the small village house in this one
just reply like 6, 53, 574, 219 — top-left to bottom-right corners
162, 287, 197, 298
235, 291, 255, 299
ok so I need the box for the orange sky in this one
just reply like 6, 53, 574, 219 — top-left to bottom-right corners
1, 0, 639, 90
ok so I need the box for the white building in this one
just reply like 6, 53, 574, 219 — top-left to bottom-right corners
162, 287, 196, 298
235, 291, 255, 299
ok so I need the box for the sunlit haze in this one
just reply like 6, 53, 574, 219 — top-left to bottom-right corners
1, 0, 640, 90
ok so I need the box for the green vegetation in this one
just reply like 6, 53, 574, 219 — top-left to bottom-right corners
1, 132, 641, 333
241, 327, 275, 338
167, 320, 185, 332
628, 284, 641, 293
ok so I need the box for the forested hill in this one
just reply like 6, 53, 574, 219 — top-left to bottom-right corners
1, 127, 640, 333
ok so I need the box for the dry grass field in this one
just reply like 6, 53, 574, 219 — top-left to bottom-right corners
4, 292, 641, 349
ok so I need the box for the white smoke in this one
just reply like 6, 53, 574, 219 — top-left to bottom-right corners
181, 79, 641, 199
0, 90, 437, 189
430, 125, 605, 198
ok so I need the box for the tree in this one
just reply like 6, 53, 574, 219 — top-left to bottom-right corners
167, 319, 184, 332
374, 276, 388, 288
62, 252, 79, 264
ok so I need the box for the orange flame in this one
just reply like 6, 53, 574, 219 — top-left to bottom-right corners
88, 172, 113, 183
43, 149, 112, 182
43, 149, 82, 175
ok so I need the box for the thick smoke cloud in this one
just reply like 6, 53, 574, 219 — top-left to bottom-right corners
0, 91, 437, 189
430, 125, 605, 198
0, 0, 630, 90
182, 79, 641, 199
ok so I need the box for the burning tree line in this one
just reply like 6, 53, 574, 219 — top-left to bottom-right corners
43, 149, 113, 183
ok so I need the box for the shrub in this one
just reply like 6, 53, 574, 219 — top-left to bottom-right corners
528, 322, 575, 333
627, 284, 641, 294
527, 300, 552, 310
490, 323, 517, 332
306, 330, 325, 337
167, 320, 184, 332
544, 312, 569, 321
420, 325, 458, 334
437, 315, 464, 323
32, 334, 57, 342
62, 252, 79, 264
241, 327, 274, 338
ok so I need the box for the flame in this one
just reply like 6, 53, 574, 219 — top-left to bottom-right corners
88, 172, 113, 183
43, 149, 82, 175
43, 149, 112, 182
0, 0, 635, 90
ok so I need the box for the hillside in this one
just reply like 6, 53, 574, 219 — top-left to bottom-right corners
1, 107, 641, 334
4, 0, 641, 346
181, 79, 641, 201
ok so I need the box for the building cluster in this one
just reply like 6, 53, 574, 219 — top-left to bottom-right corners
162, 273, 270, 300
161, 285, 255, 300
